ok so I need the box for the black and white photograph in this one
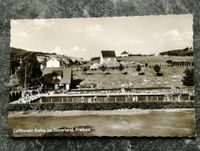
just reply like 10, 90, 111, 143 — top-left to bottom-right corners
8, 14, 196, 137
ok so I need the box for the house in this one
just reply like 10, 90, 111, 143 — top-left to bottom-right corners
46, 58, 60, 68
100, 50, 116, 65
42, 67, 71, 91
121, 51, 129, 57
100, 50, 119, 68
90, 63, 100, 70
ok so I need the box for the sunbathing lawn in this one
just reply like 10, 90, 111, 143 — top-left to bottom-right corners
74, 66, 191, 89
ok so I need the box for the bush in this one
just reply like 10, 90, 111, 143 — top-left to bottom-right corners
83, 67, 88, 72
105, 72, 110, 75
166, 60, 173, 64
156, 72, 163, 76
119, 64, 124, 71
139, 72, 145, 75
121, 71, 128, 75
154, 65, 161, 73
100, 65, 106, 71
136, 65, 141, 72
182, 68, 194, 86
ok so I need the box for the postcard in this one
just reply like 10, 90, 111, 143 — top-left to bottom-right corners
8, 14, 196, 137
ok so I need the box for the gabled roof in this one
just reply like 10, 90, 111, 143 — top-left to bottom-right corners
101, 50, 116, 58
43, 67, 71, 84
121, 51, 129, 55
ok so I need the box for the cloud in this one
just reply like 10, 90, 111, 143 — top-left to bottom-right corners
128, 39, 145, 44
153, 29, 192, 43
73, 24, 102, 37
53, 46, 64, 55
86, 24, 102, 37
69, 46, 87, 52
183, 31, 193, 41
163, 29, 182, 41
53, 46, 88, 55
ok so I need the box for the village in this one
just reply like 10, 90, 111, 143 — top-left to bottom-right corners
9, 48, 194, 104
8, 48, 196, 137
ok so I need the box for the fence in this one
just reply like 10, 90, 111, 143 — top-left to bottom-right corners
37, 93, 194, 104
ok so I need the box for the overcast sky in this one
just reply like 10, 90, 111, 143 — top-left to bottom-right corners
11, 14, 192, 60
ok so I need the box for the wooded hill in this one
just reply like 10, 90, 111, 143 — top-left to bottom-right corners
159, 47, 193, 56
11, 47, 87, 69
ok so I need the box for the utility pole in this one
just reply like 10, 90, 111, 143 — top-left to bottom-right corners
24, 66, 26, 91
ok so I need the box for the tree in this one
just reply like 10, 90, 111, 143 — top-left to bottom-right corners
100, 65, 106, 72
182, 68, 194, 86
17, 53, 42, 88
154, 65, 161, 73
83, 67, 88, 72
136, 65, 141, 72
153, 65, 163, 76
166, 60, 173, 64
119, 64, 124, 71
10, 59, 20, 74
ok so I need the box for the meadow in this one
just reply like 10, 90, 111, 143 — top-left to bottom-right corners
74, 55, 193, 89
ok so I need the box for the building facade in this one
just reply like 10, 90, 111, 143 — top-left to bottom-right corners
46, 58, 60, 68
42, 67, 71, 91
100, 50, 119, 68
121, 51, 129, 57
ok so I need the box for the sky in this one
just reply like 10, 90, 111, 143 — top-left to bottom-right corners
11, 14, 193, 60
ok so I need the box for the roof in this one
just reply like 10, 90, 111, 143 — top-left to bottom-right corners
121, 51, 129, 55
101, 50, 116, 58
42, 67, 71, 84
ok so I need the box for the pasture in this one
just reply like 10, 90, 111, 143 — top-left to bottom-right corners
73, 56, 194, 89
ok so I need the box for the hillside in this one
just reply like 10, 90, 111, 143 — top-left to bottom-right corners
11, 47, 87, 67
159, 47, 193, 56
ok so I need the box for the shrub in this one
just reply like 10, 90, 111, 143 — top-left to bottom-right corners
100, 65, 106, 72
119, 64, 124, 71
156, 72, 163, 76
154, 65, 161, 73
139, 72, 145, 75
136, 65, 141, 72
182, 68, 194, 86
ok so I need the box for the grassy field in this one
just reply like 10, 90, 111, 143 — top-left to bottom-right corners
119, 56, 193, 64
8, 108, 196, 137
74, 66, 190, 89
73, 56, 194, 89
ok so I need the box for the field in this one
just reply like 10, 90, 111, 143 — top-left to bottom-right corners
72, 56, 194, 89
119, 56, 193, 64
74, 67, 189, 89
8, 108, 196, 137
73, 56, 193, 89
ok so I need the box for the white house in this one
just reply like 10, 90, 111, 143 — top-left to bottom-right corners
100, 50, 116, 65
100, 50, 119, 68
121, 51, 129, 57
46, 58, 60, 68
